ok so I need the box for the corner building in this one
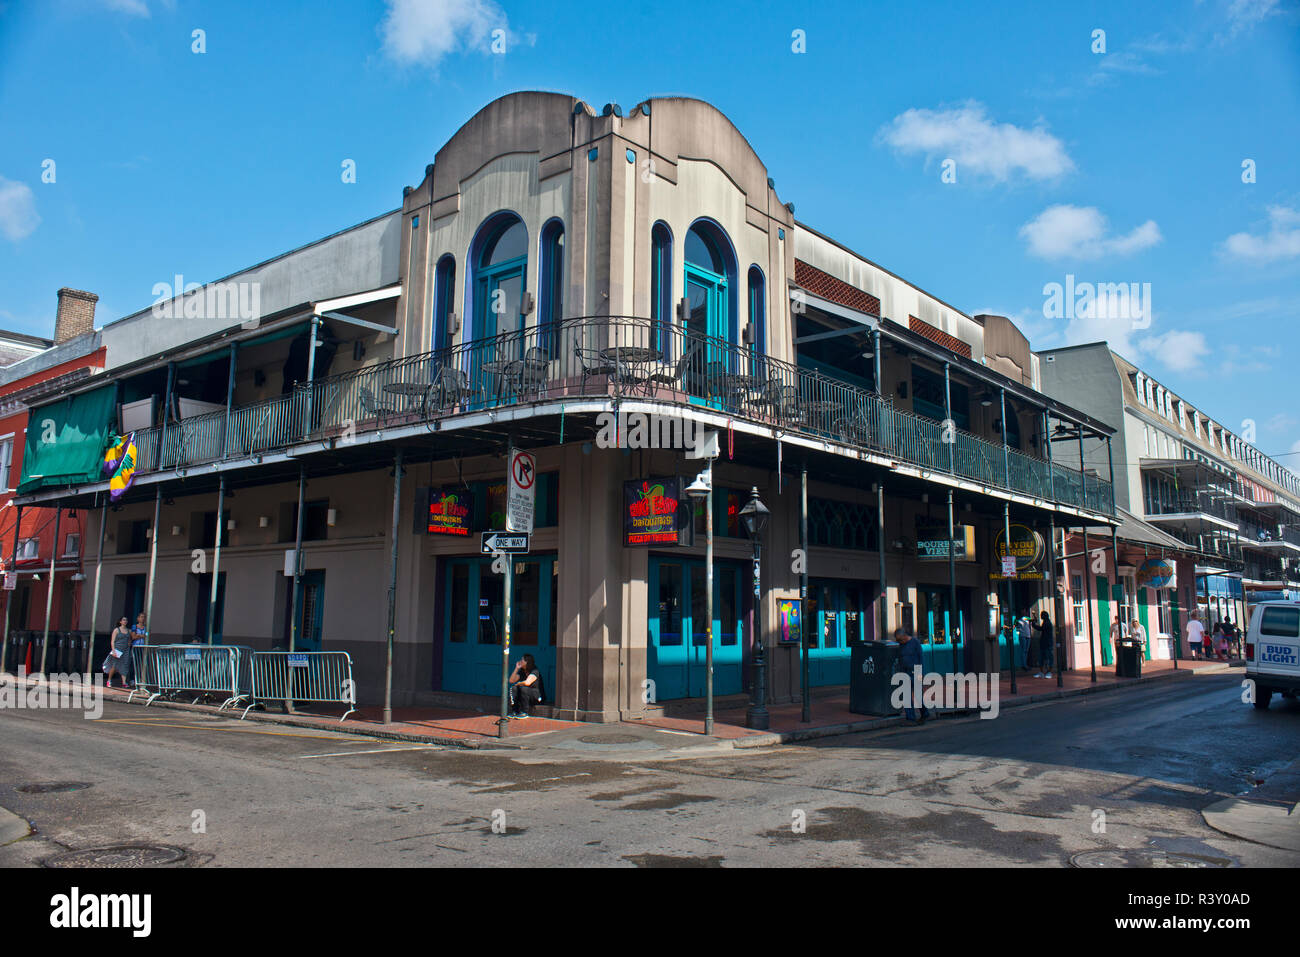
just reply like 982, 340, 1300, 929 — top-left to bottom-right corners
20, 93, 1117, 721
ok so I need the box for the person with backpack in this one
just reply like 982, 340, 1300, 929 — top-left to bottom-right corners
507, 653, 543, 718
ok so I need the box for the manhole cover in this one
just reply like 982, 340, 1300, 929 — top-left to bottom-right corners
16, 782, 92, 794
579, 733, 642, 744
44, 845, 186, 868
1070, 849, 1232, 868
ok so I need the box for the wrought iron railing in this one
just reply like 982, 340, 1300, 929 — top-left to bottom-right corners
122, 316, 1113, 514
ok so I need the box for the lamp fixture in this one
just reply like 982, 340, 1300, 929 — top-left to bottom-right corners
326, 508, 337, 527
980, 393, 994, 407
258, 516, 270, 528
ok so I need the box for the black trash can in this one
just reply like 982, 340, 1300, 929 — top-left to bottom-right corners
849, 641, 901, 716
1116, 638, 1142, 679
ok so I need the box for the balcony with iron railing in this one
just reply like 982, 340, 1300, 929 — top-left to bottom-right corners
1239, 519, 1300, 549
1145, 489, 1238, 526
120, 317, 1114, 515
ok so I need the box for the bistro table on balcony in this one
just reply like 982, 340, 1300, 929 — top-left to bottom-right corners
383, 381, 433, 417
482, 359, 523, 402
599, 345, 659, 395
715, 372, 760, 413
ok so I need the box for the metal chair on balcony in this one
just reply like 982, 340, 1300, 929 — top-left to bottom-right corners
575, 340, 618, 393
649, 340, 703, 394
432, 367, 474, 411
752, 380, 805, 427
360, 386, 398, 426
513, 347, 550, 399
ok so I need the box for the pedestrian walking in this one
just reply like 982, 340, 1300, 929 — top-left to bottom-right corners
1035, 611, 1055, 679
1017, 612, 1034, 671
894, 626, 929, 724
1185, 614, 1205, 660
102, 616, 132, 689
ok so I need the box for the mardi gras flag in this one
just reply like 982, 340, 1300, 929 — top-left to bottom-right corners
103, 432, 126, 475
108, 433, 138, 501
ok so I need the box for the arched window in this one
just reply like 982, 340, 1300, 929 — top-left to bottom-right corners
538, 219, 564, 355
747, 265, 766, 375
651, 222, 672, 355
683, 219, 737, 358
433, 255, 456, 352
469, 213, 528, 345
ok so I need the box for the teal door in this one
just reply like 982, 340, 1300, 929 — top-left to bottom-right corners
805, 580, 867, 686
441, 556, 557, 698
288, 570, 325, 652
648, 558, 743, 701
470, 218, 528, 402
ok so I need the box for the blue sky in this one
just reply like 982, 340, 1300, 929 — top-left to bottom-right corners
1, 0, 1298, 469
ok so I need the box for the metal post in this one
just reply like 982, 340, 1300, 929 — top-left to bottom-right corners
223, 343, 238, 457
948, 489, 958, 674
303, 315, 320, 440
1078, 428, 1087, 513
38, 508, 62, 675
1049, 519, 1064, 688
1083, 526, 1097, 682
86, 498, 108, 675
1, 504, 22, 675
943, 361, 955, 472
384, 449, 402, 725
800, 466, 810, 723
1003, 501, 1016, 695
704, 459, 715, 735
746, 532, 768, 730
288, 464, 306, 714
144, 486, 162, 645
498, 544, 514, 738
1045, 411, 1056, 503
877, 483, 887, 644
156, 362, 175, 470
1000, 390, 1016, 694
206, 475, 225, 646
1105, 434, 1117, 517
1112, 524, 1122, 671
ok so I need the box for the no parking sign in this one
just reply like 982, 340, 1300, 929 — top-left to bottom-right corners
507, 448, 535, 534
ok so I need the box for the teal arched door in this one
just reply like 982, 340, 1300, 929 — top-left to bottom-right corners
470, 217, 528, 398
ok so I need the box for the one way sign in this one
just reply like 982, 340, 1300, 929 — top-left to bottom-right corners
481, 532, 529, 554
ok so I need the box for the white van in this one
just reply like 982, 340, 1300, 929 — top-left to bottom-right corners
1245, 600, 1300, 710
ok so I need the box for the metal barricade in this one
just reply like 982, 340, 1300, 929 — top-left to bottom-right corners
242, 651, 356, 721
128, 645, 254, 710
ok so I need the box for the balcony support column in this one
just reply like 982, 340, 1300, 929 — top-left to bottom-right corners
1048, 519, 1064, 688
384, 448, 403, 726
223, 343, 238, 457
287, 464, 306, 715
943, 362, 954, 474
145, 485, 161, 646
1045, 411, 1056, 503
37, 507, 61, 675
1106, 435, 1116, 515
156, 362, 175, 470
303, 315, 321, 440
206, 475, 225, 646
1083, 526, 1097, 682
801, 466, 810, 723
947, 488, 958, 673
1078, 427, 1087, 511
877, 482, 888, 642
1, 504, 22, 675
86, 497, 107, 674
1003, 500, 1016, 695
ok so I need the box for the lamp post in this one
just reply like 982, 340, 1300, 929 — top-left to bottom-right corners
740, 486, 770, 730
685, 462, 715, 735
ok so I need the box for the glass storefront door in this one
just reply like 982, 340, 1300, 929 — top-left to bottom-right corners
441, 556, 557, 697
805, 579, 872, 686
648, 557, 743, 700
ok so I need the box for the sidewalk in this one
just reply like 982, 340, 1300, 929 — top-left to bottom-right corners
628, 658, 1242, 748
3, 657, 1240, 751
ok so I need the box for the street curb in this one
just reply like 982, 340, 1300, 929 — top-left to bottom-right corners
0, 806, 31, 846
730, 664, 1223, 749
3, 675, 521, 750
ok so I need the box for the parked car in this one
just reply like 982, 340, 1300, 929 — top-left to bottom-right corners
1245, 600, 1300, 710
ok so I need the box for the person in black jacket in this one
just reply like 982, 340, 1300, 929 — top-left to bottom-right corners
508, 653, 543, 718
894, 627, 928, 724
1035, 611, 1055, 679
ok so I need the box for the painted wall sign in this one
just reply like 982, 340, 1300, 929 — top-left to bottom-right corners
1136, 557, 1177, 590
916, 523, 975, 561
624, 477, 683, 546
425, 487, 474, 537
992, 524, 1046, 580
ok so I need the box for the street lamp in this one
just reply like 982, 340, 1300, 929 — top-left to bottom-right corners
739, 486, 770, 730
685, 464, 714, 736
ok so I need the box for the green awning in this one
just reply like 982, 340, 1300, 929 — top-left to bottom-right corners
18, 385, 117, 493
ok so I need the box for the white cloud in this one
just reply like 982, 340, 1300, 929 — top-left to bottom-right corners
1224, 0, 1281, 37
0, 176, 40, 242
380, 0, 507, 67
878, 101, 1073, 183
1140, 329, 1211, 372
1221, 206, 1300, 263
1020, 205, 1162, 260
98, 0, 151, 15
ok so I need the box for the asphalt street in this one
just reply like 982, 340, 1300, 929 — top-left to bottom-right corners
1, 672, 1296, 867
